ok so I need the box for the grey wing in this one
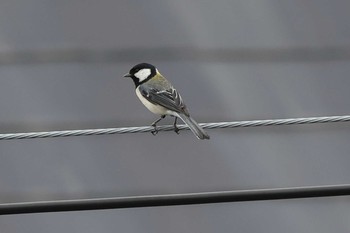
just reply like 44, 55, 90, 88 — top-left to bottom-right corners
139, 85, 190, 116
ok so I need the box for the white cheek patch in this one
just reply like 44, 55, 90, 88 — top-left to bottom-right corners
134, 68, 151, 82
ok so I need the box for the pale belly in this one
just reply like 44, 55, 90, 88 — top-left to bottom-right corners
136, 87, 173, 116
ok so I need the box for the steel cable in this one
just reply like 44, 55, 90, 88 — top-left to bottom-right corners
0, 115, 349, 140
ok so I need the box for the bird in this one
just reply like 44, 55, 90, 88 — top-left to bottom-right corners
123, 63, 210, 140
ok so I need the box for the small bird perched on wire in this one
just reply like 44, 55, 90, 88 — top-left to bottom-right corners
123, 63, 210, 140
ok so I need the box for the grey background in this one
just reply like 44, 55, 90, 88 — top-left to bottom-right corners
1, 0, 350, 232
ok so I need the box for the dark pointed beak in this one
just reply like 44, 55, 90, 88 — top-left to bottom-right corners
123, 73, 131, 78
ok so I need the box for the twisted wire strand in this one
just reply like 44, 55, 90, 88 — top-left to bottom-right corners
0, 115, 349, 140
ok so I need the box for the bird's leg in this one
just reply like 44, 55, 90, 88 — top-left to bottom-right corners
173, 117, 180, 134
151, 115, 166, 135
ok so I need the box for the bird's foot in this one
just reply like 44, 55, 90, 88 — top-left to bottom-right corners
151, 124, 158, 135
174, 125, 180, 134
150, 115, 165, 136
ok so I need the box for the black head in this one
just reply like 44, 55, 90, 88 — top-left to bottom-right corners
123, 63, 157, 87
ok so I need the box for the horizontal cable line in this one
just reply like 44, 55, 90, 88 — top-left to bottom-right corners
0, 115, 349, 141
1, 184, 350, 215
1, 47, 350, 65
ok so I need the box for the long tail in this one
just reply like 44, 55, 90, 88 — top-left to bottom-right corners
177, 114, 210, 140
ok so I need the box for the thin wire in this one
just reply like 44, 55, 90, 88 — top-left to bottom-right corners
1, 47, 350, 65
1, 184, 350, 215
0, 115, 349, 140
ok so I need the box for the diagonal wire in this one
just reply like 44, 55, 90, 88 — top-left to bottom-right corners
0, 115, 349, 140
1, 184, 350, 215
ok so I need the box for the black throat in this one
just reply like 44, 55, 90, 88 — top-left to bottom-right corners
130, 76, 141, 88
